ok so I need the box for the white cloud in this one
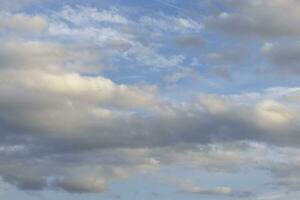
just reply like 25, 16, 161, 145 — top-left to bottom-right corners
181, 184, 233, 196
199, 93, 231, 113
255, 100, 295, 128
140, 14, 202, 33
56, 6, 129, 25
0, 13, 48, 33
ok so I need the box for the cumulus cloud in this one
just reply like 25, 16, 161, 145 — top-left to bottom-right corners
2, 55, 300, 192
1, 1, 300, 196
1, 46, 300, 191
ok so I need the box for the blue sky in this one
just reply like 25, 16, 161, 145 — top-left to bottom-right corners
1, 0, 300, 199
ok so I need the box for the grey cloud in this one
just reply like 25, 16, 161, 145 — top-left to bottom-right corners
206, 48, 249, 65
208, 0, 300, 38
261, 147, 300, 191
262, 42, 300, 74
53, 178, 107, 193
270, 163, 300, 190
2, 2, 300, 195
0, 40, 65, 70
212, 65, 232, 80
2, 76, 300, 157
0, 39, 105, 73
2, 74, 300, 156
174, 35, 205, 49
204, 48, 249, 79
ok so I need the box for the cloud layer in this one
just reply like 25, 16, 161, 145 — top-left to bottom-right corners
1, 1, 300, 199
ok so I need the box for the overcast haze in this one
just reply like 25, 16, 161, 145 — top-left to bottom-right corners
1, 0, 300, 199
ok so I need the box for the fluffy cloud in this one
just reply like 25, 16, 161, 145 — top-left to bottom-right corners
2, 55, 300, 192
1, 1, 300, 197
1, 40, 300, 191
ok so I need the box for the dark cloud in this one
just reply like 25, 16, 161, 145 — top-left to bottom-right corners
262, 43, 300, 74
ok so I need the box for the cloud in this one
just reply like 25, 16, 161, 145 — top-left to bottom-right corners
262, 42, 300, 74
53, 176, 108, 193
181, 185, 233, 196
0, 39, 65, 70
0, 70, 157, 109
2, 62, 300, 193
0, 39, 104, 73
140, 14, 202, 34
206, 48, 249, 65
1, 1, 300, 196
48, 6, 190, 70
255, 100, 295, 128
174, 35, 205, 49
164, 67, 199, 83
212, 65, 232, 80
0, 13, 48, 33
0, 39, 300, 192
179, 182, 253, 198
55, 6, 129, 25
199, 93, 231, 113
208, 0, 300, 38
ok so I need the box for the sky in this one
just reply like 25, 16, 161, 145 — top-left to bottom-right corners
1, 0, 300, 199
